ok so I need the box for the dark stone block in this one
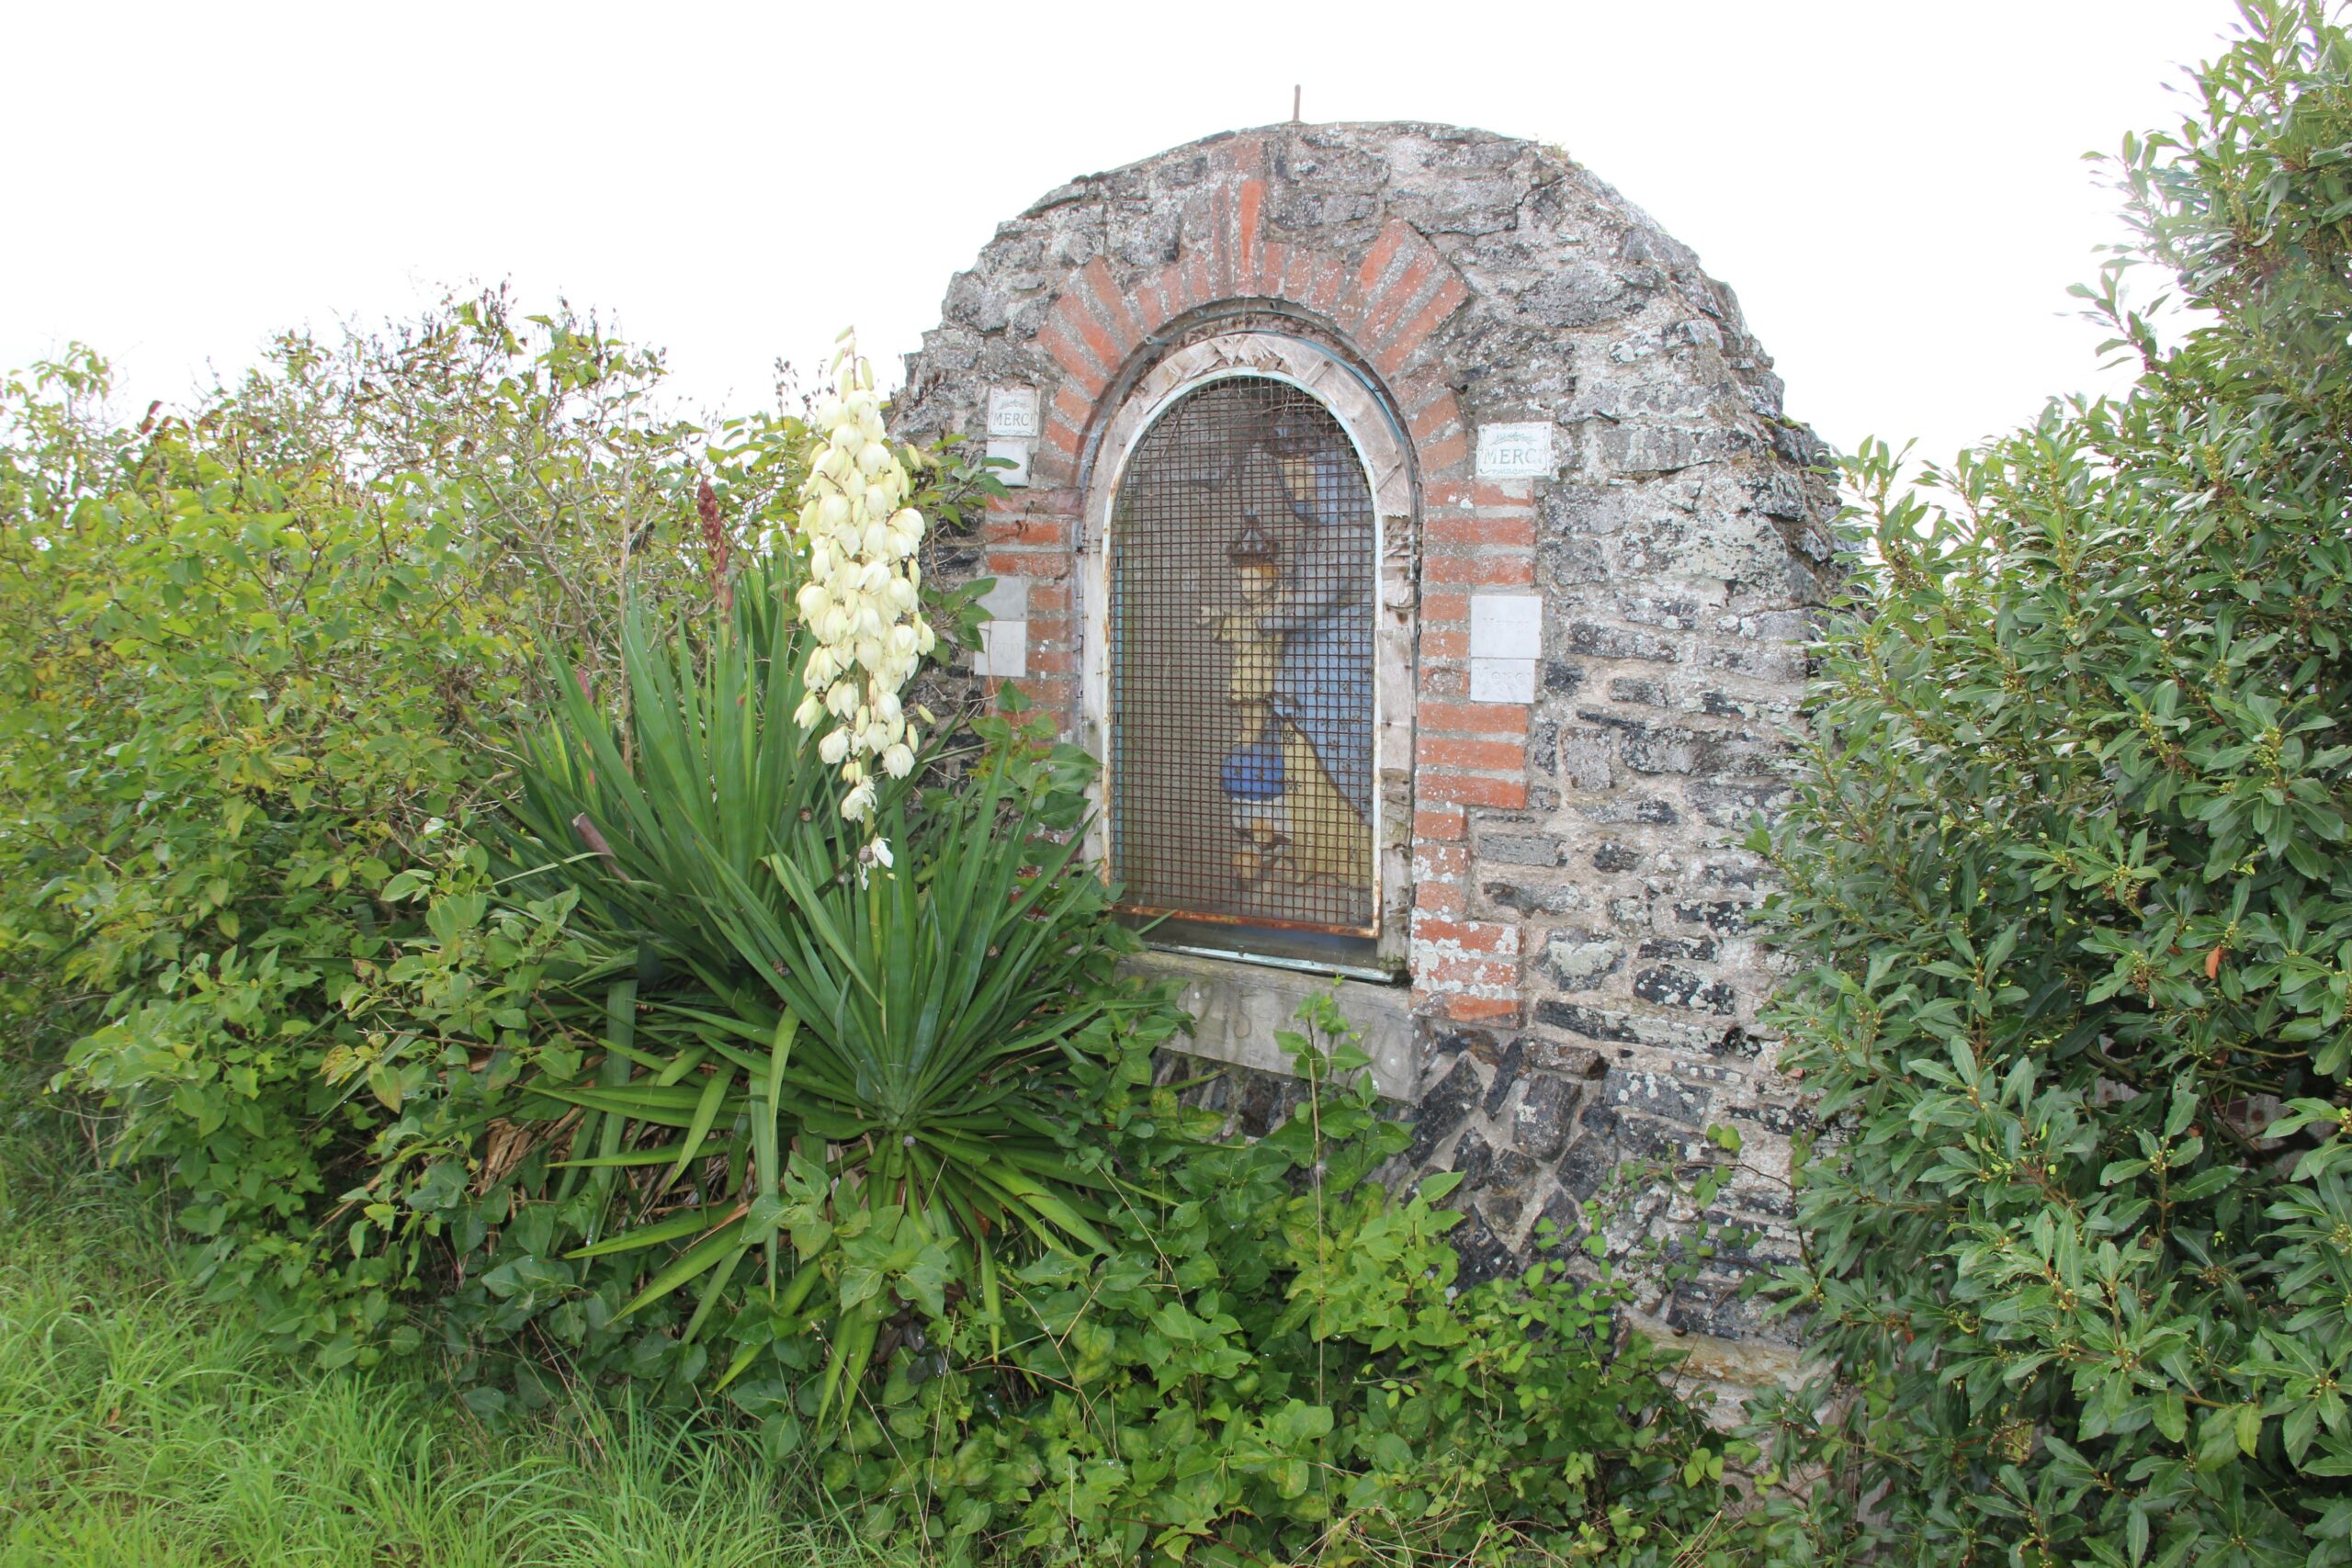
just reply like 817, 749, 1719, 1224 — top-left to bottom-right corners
1233, 1068, 1308, 1137
1405, 1056, 1484, 1165
1544, 660, 1586, 694
1611, 1071, 1712, 1131
1533, 1189, 1586, 1249
1607, 676, 1668, 705
1534, 999, 1637, 1043
1556, 1134, 1613, 1201
1622, 728, 1707, 776
1423, 1023, 1506, 1068
1513, 1073, 1579, 1160
1526, 718, 1560, 777
1673, 899, 1752, 931
1448, 1207, 1518, 1289
1662, 1269, 1785, 1343
1455, 1028, 1509, 1067
1591, 841, 1641, 872
1690, 779, 1785, 829
1522, 263, 1638, 330
1574, 706, 1645, 735
1634, 797, 1679, 826
1637, 935, 1718, 962
1612, 1113, 1679, 1159
1542, 535, 1611, 588
1712, 1025, 1763, 1059
1480, 1039, 1524, 1118
1728, 1100, 1814, 1135
1545, 931, 1623, 991
1477, 1150, 1544, 1230
1452, 1129, 1495, 1191
1528, 1039, 1609, 1077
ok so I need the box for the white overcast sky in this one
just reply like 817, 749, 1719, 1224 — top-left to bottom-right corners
6, 1, 2241, 465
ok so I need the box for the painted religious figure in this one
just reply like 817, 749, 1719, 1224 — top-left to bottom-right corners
1196, 416, 1374, 909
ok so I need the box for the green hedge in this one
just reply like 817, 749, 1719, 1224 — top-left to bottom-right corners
1754, 6, 2352, 1563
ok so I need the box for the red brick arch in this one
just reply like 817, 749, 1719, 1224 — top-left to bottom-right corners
1024, 184, 1475, 493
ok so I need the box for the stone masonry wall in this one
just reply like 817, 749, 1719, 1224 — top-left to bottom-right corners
894, 122, 1837, 1358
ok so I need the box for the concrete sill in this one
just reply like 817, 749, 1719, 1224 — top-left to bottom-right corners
1121, 950, 1420, 1101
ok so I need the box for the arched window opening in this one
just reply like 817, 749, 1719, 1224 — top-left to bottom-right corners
1108, 377, 1379, 962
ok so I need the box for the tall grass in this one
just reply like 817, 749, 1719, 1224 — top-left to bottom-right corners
0, 1112, 911, 1568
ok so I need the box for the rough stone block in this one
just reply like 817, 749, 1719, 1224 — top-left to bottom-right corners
1513, 1074, 1580, 1160
1545, 931, 1624, 991
1481, 832, 1565, 867
1527, 1039, 1610, 1078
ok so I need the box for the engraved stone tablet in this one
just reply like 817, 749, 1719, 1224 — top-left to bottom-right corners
1475, 422, 1555, 479
973, 579, 1029, 678
974, 619, 1028, 678
984, 436, 1033, 487
986, 387, 1039, 437
978, 579, 1028, 623
1469, 656, 1537, 704
1470, 594, 1543, 661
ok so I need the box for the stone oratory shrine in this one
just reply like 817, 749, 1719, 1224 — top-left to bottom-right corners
894, 121, 1836, 1387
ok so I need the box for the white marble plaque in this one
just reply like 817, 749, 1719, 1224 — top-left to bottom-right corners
1470, 594, 1543, 661
1476, 422, 1555, 479
973, 580, 1028, 678
986, 387, 1039, 437
1469, 656, 1537, 704
978, 579, 1028, 622
974, 619, 1028, 679
985, 436, 1033, 487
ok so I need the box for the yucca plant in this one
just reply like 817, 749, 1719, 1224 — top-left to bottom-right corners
503, 552, 874, 983
500, 554, 1160, 1414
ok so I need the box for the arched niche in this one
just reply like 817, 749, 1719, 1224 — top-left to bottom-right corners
1076, 330, 1418, 973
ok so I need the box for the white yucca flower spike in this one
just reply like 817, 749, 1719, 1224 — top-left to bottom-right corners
788, 330, 935, 862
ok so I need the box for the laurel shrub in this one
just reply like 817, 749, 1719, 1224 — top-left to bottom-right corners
1750, 6, 2352, 1562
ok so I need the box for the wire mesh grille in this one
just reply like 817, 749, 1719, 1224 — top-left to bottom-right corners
1110, 378, 1377, 936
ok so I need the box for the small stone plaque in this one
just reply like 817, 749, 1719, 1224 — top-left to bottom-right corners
1476, 422, 1555, 479
1470, 594, 1543, 661
978, 579, 1027, 622
986, 387, 1039, 438
985, 436, 1033, 487
973, 580, 1028, 678
974, 619, 1028, 679
1470, 656, 1537, 704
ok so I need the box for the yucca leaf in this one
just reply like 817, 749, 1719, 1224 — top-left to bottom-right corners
977, 1233, 1003, 1360
651, 1044, 711, 1087
679, 1243, 747, 1347
615, 1213, 752, 1321
753, 1010, 795, 1290
538, 1086, 708, 1130
550, 1143, 691, 1169
660, 1064, 737, 1192
712, 1337, 766, 1396
568, 1202, 735, 1258
817, 1300, 883, 1422
585, 975, 639, 1240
